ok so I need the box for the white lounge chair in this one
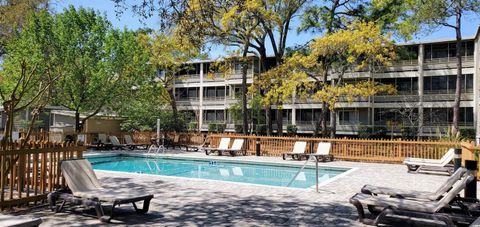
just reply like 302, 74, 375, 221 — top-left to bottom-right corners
215, 139, 246, 156
282, 141, 307, 160
204, 138, 230, 155
0, 214, 42, 227
309, 142, 333, 162
57, 159, 154, 222
404, 148, 455, 175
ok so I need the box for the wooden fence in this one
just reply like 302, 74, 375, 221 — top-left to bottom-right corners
0, 141, 84, 208
207, 134, 462, 163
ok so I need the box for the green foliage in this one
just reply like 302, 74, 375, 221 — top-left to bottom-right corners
460, 128, 476, 141
208, 123, 226, 133
14, 116, 44, 131
358, 125, 388, 139
188, 122, 198, 132
234, 125, 243, 133
286, 124, 298, 136
255, 124, 267, 135
121, 110, 189, 132
400, 126, 418, 139
49, 6, 153, 129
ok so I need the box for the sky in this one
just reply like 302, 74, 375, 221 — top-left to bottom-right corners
55, 0, 480, 59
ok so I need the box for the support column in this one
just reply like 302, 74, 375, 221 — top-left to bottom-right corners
418, 44, 425, 138
473, 37, 480, 144
199, 63, 204, 131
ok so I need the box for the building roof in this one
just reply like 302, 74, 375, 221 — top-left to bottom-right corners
50, 110, 122, 119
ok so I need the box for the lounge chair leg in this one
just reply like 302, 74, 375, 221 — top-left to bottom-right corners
230, 151, 235, 157
205, 150, 209, 155
132, 198, 152, 214
47, 192, 58, 212
349, 197, 369, 224
108, 202, 119, 222
282, 154, 286, 160
372, 207, 394, 226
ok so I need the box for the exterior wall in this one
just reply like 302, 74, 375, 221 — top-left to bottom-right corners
84, 118, 122, 134
175, 38, 478, 137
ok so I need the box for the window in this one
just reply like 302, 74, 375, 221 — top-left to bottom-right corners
188, 88, 198, 98
431, 43, 449, 59
216, 87, 225, 97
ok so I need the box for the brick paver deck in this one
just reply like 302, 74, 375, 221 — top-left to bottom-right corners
15, 149, 480, 226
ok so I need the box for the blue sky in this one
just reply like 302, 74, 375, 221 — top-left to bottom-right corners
55, 0, 480, 58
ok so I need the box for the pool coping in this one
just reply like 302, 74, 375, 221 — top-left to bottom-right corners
86, 152, 359, 191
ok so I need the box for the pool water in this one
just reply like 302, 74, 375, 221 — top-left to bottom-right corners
87, 155, 349, 189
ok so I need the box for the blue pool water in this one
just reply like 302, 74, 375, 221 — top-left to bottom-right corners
87, 155, 349, 189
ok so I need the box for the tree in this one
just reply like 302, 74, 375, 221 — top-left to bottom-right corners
51, 6, 151, 132
0, 10, 58, 144
141, 32, 200, 127
393, 0, 480, 134
252, 21, 397, 137
174, 0, 263, 135
0, 0, 50, 56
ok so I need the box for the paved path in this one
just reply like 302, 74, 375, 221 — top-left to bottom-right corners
15, 150, 480, 226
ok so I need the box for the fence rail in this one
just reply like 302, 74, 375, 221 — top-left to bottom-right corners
206, 134, 460, 163
0, 141, 84, 208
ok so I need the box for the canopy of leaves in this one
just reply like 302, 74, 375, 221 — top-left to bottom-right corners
0, 10, 57, 111
51, 6, 152, 119
251, 21, 397, 108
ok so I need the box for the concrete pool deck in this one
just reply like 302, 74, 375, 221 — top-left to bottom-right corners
16, 149, 480, 226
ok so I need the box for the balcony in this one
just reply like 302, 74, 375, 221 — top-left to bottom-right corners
175, 74, 201, 84
176, 97, 200, 105
424, 56, 474, 70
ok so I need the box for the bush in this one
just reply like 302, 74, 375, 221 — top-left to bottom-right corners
187, 122, 198, 132
460, 128, 476, 140
401, 126, 418, 139
234, 124, 243, 133
208, 123, 226, 133
208, 123, 218, 133
358, 125, 388, 139
286, 124, 298, 136
217, 123, 226, 133
255, 124, 267, 135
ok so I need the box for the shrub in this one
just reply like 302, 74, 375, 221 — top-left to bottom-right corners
208, 123, 218, 133
460, 128, 476, 141
255, 124, 267, 135
187, 122, 198, 132
217, 123, 226, 133
234, 124, 243, 133
286, 124, 298, 136
401, 126, 418, 139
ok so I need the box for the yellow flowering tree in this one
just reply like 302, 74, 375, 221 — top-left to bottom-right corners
251, 21, 397, 137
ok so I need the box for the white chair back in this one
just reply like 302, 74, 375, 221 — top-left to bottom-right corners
124, 135, 134, 144
315, 142, 332, 155
292, 141, 307, 154
230, 139, 244, 151
98, 134, 107, 143
439, 148, 455, 165
218, 138, 231, 150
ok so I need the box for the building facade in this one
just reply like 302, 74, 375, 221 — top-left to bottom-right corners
174, 29, 480, 140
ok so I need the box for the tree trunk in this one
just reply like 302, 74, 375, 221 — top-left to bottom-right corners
75, 111, 81, 133
3, 100, 15, 144
266, 107, 272, 135
168, 89, 179, 130
452, 7, 462, 133
241, 44, 250, 135
330, 110, 336, 138
276, 107, 283, 136
315, 65, 329, 137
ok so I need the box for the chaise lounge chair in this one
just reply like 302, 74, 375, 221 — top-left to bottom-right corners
109, 136, 126, 150
309, 142, 334, 162
282, 141, 307, 160
124, 135, 149, 150
54, 159, 154, 222
207, 139, 246, 156
404, 148, 455, 175
204, 138, 230, 155
350, 174, 476, 226
0, 214, 42, 227
361, 167, 467, 201
166, 134, 199, 152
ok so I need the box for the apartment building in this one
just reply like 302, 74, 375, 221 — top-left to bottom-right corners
174, 28, 480, 139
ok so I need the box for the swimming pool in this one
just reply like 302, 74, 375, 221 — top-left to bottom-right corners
86, 154, 350, 189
